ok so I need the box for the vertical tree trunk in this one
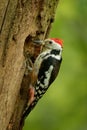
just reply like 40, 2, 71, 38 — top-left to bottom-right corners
0, 0, 59, 130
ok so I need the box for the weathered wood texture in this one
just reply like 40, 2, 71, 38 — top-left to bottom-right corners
0, 0, 59, 130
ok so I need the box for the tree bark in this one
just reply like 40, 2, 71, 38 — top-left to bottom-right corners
0, 0, 59, 130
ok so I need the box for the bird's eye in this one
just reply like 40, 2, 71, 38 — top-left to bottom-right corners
49, 41, 52, 44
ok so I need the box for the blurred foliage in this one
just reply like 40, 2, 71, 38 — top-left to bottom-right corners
23, 0, 87, 130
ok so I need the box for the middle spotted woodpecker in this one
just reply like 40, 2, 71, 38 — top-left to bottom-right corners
23, 38, 63, 118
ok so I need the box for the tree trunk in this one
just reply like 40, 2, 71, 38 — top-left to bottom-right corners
0, 0, 59, 130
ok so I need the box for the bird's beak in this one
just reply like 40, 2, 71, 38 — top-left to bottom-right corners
33, 40, 45, 45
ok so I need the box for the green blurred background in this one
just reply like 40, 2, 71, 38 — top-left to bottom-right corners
24, 0, 87, 130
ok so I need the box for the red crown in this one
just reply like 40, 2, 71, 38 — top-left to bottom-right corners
50, 38, 63, 47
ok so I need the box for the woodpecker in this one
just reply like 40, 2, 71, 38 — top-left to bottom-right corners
23, 38, 63, 118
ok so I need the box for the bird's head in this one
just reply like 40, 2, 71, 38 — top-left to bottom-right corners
33, 38, 63, 52
44, 38, 63, 50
